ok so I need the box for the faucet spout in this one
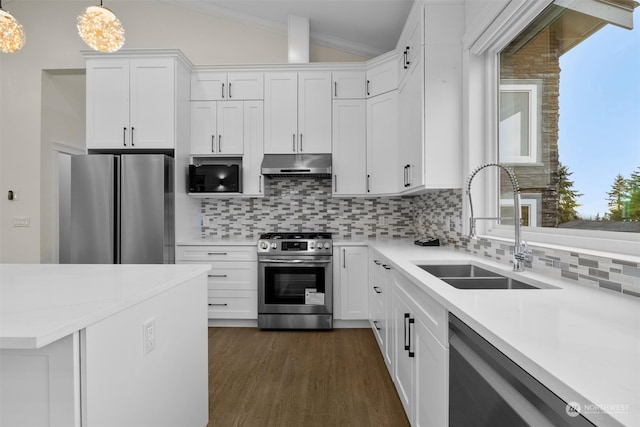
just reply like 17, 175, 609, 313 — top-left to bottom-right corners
466, 163, 532, 271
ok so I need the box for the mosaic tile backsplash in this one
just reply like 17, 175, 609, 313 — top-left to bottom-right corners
201, 177, 414, 239
201, 181, 639, 298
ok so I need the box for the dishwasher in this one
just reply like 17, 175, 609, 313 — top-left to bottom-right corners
448, 313, 595, 427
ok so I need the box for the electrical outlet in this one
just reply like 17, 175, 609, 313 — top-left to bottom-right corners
12, 216, 30, 227
143, 318, 156, 355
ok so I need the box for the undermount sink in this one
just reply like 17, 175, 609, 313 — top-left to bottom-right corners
416, 263, 556, 290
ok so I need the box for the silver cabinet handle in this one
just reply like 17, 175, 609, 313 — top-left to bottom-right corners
207, 252, 228, 255
218, 135, 222, 152
299, 134, 303, 152
292, 134, 296, 152
334, 175, 337, 192
209, 303, 228, 307
259, 175, 262, 192
208, 274, 228, 278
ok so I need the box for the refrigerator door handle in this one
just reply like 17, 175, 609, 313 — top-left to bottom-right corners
115, 156, 122, 264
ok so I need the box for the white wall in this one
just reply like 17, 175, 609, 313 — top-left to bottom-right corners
0, 0, 367, 263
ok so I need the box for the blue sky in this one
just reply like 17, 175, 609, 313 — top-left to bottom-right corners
558, 8, 640, 219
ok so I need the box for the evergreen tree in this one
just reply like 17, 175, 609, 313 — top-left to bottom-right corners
606, 174, 628, 221
625, 166, 640, 220
557, 163, 582, 223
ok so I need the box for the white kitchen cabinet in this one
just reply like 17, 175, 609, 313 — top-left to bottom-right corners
369, 252, 393, 371
332, 99, 367, 195
334, 245, 368, 320
190, 100, 244, 155
366, 54, 398, 98
391, 270, 448, 427
191, 71, 263, 101
366, 90, 399, 195
177, 245, 258, 319
397, 10, 423, 86
264, 71, 332, 154
241, 101, 265, 196
332, 71, 366, 99
86, 57, 179, 150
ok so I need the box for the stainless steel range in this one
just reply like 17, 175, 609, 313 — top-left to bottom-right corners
257, 232, 333, 330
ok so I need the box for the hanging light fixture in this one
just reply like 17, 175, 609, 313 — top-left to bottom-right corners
77, 0, 124, 53
0, 0, 25, 53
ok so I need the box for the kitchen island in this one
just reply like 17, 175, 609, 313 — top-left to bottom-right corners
0, 263, 210, 427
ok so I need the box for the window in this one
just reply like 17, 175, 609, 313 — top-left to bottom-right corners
498, 2, 639, 233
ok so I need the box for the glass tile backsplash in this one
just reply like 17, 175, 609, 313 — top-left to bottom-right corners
200, 181, 639, 298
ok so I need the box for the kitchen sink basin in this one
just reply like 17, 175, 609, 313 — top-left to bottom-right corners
416, 263, 556, 290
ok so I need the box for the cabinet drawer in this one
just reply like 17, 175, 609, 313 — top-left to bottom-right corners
207, 262, 257, 290
207, 290, 257, 319
177, 245, 257, 262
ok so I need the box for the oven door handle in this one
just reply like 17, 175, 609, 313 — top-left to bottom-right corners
259, 259, 332, 264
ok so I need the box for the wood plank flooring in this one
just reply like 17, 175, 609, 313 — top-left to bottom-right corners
207, 327, 410, 427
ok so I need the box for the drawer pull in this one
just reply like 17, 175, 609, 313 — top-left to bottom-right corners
208, 274, 228, 278
208, 303, 228, 307
373, 286, 382, 294
207, 252, 228, 256
373, 320, 381, 331
373, 260, 381, 265
382, 264, 391, 270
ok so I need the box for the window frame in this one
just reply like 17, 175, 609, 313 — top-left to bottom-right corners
499, 82, 541, 164
464, 0, 640, 257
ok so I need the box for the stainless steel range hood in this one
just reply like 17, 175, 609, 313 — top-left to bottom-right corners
261, 154, 332, 177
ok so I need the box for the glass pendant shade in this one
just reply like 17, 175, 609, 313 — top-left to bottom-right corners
77, 4, 124, 53
0, 7, 25, 53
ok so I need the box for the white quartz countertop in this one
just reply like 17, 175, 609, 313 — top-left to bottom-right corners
0, 263, 211, 350
368, 240, 640, 427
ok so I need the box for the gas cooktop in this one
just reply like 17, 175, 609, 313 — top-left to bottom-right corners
258, 232, 332, 240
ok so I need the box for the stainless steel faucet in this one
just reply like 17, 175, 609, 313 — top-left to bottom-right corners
466, 163, 532, 271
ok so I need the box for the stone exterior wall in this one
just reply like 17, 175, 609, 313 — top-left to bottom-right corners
500, 25, 561, 227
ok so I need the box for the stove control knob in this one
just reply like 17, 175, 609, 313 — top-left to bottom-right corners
271, 243, 278, 249
309, 242, 316, 249
323, 242, 331, 249
259, 241, 269, 250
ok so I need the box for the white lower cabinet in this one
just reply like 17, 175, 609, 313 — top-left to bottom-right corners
334, 244, 369, 320
371, 251, 448, 427
177, 244, 257, 319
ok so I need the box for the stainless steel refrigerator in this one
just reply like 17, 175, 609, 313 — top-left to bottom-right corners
70, 154, 174, 264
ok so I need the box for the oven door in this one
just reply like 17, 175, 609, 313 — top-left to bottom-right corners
258, 256, 333, 315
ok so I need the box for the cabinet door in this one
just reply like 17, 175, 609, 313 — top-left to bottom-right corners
338, 246, 369, 320
217, 101, 244, 155
366, 91, 399, 195
227, 72, 264, 100
298, 72, 332, 154
332, 71, 366, 99
190, 101, 217, 154
414, 318, 448, 427
398, 53, 424, 191
392, 289, 415, 423
191, 71, 226, 101
366, 58, 398, 98
242, 101, 264, 196
86, 60, 130, 149
332, 100, 367, 195
129, 59, 175, 149
264, 73, 298, 154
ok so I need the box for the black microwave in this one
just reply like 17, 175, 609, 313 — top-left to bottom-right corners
188, 164, 241, 193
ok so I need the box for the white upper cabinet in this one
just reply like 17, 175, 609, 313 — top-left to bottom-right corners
332, 99, 367, 196
367, 90, 398, 195
332, 71, 366, 99
190, 100, 244, 155
366, 56, 398, 98
87, 58, 177, 150
191, 71, 263, 101
242, 101, 265, 197
264, 71, 332, 154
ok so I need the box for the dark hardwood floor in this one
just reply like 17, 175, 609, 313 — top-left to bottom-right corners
207, 327, 410, 427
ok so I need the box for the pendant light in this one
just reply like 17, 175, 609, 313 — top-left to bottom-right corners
77, 0, 124, 53
0, 0, 25, 53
